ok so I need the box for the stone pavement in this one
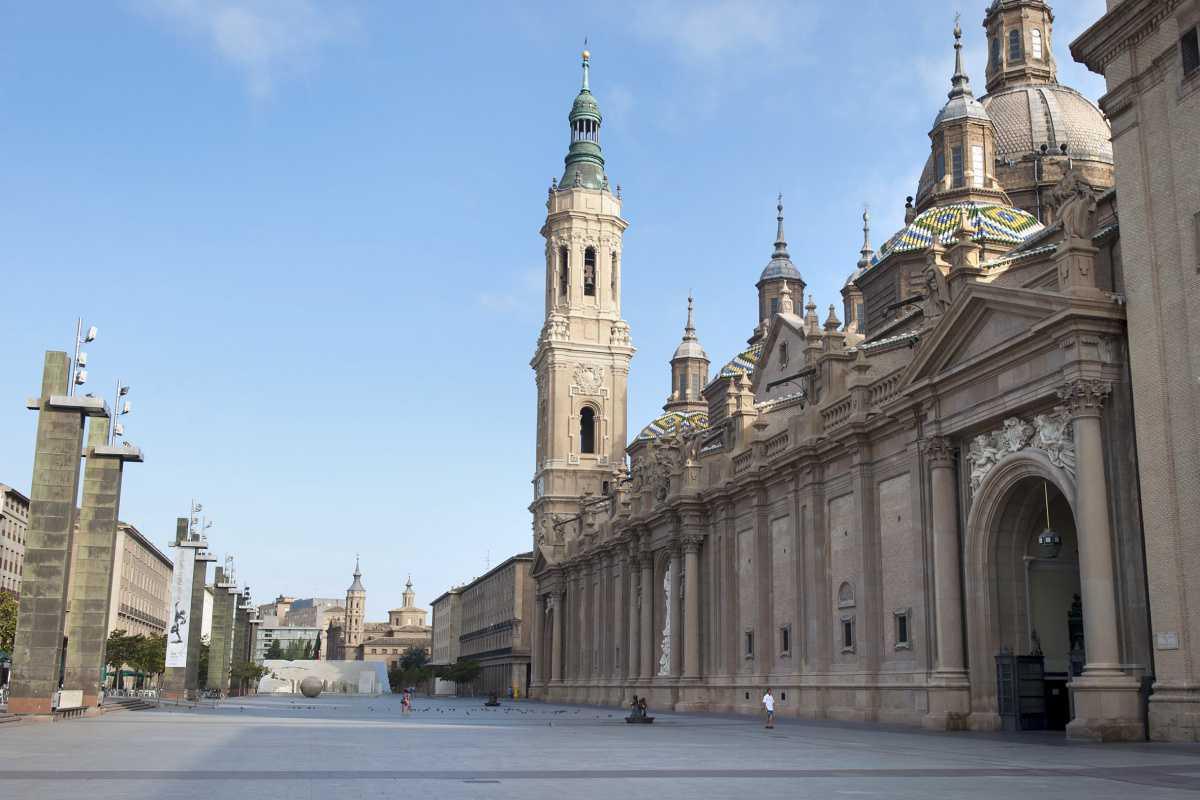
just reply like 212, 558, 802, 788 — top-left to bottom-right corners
0, 695, 1198, 799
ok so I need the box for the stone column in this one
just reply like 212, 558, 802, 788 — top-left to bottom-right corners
924, 435, 970, 729
230, 593, 250, 696
1060, 380, 1142, 741
669, 544, 683, 678
530, 593, 544, 687
639, 549, 654, 680
683, 536, 702, 679
62, 417, 143, 708
627, 551, 640, 679
9, 352, 108, 715
580, 564, 592, 683
612, 554, 625, 682
550, 591, 564, 683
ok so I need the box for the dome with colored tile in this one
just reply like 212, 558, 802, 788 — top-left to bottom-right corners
714, 342, 763, 381
874, 201, 1043, 262
636, 410, 710, 441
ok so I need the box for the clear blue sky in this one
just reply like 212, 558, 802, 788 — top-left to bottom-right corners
0, 1, 1106, 619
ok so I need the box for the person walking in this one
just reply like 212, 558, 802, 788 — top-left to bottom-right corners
762, 688, 775, 729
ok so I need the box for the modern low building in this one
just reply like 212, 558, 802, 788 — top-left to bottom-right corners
253, 625, 321, 663
457, 553, 534, 697
0, 484, 29, 597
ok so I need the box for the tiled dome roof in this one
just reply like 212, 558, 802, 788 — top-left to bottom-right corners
715, 342, 763, 380
983, 85, 1112, 164
636, 410, 710, 441
875, 201, 1043, 262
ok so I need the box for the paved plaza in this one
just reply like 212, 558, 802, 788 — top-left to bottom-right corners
1, 696, 1199, 799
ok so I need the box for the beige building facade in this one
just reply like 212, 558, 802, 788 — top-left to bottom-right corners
457, 553, 534, 697
528, 3, 1184, 742
1072, 0, 1200, 742
106, 523, 173, 639
0, 484, 29, 597
326, 564, 431, 663
430, 588, 462, 668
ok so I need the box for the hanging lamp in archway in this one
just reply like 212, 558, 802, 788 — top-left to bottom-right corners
1037, 480, 1062, 559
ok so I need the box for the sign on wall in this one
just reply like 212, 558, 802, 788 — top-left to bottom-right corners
165, 546, 195, 668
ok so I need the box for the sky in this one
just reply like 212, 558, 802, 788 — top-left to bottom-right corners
0, 0, 1107, 619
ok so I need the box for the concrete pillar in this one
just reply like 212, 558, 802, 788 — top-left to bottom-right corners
9, 352, 108, 715
670, 545, 683, 678
627, 551, 640, 679
161, 519, 215, 702
1061, 380, 1142, 741
550, 591, 563, 683
207, 569, 237, 695
230, 594, 250, 696
683, 536, 702, 679
924, 436, 970, 729
63, 417, 143, 707
639, 552, 654, 679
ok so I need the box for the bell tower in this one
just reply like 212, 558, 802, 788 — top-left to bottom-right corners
531, 49, 634, 563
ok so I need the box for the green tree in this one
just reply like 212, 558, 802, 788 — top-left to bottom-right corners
230, 660, 268, 694
104, 630, 142, 689
302, 640, 312, 659
445, 659, 482, 686
0, 589, 18, 655
399, 646, 428, 671
130, 634, 166, 686
265, 639, 283, 659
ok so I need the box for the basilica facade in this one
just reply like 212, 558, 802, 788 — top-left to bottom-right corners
529, 1, 1183, 742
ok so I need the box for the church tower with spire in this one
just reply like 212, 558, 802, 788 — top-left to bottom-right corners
751, 196, 804, 344
344, 558, 365, 652
664, 295, 709, 414
531, 49, 634, 563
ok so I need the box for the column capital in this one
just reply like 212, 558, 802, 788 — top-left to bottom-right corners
1058, 379, 1111, 419
681, 534, 704, 555
925, 435, 955, 468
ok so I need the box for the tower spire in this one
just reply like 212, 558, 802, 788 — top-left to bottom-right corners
773, 193, 789, 259
683, 293, 697, 341
858, 206, 874, 268
581, 40, 590, 90
948, 15, 974, 101
559, 47, 606, 190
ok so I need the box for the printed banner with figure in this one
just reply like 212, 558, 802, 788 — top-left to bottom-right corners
165, 545, 195, 668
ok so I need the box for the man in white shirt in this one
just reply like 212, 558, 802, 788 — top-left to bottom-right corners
762, 688, 775, 729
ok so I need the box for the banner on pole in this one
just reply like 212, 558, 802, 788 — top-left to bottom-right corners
165, 546, 195, 668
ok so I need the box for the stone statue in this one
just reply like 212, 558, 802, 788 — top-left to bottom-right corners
922, 260, 952, 324
1032, 409, 1076, 472
967, 434, 1003, 493
1051, 170, 1097, 242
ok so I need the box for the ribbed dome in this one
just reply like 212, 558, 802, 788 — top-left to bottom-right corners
918, 84, 1112, 203
982, 85, 1112, 164
673, 339, 707, 360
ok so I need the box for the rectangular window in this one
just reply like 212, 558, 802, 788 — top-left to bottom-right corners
894, 608, 912, 650
935, 149, 946, 183
971, 145, 984, 188
841, 616, 855, 653
1009, 28, 1022, 61
780, 625, 791, 656
1031, 28, 1043, 61
558, 247, 569, 296
952, 146, 965, 188
744, 629, 754, 658
1184, 27, 1200, 77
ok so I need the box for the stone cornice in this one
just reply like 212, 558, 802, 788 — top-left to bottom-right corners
1071, 0, 1181, 73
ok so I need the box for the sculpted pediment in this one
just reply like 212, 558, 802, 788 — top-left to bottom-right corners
751, 313, 810, 405
902, 284, 1068, 386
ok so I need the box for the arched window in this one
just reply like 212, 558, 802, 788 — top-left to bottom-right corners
583, 247, 597, 297
558, 246, 569, 296
1009, 29, 1022, 61
1031, 28, 1043, 60
580, 407, 596, 454
838, 581, 855, 608
990, 37, 1000, 68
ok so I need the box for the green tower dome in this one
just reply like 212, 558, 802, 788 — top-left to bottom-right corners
560, 49, 607, 191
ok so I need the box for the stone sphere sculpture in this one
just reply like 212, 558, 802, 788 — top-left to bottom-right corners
299, 677, 323, 698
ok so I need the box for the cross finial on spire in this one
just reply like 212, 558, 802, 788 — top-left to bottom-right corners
859, 204, 874, 267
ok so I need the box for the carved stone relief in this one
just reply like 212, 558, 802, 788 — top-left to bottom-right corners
573, 363, 606, 394
966, 408, 1075, 494
658, 561, 672, 676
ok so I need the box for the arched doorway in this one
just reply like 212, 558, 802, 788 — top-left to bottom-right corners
964, 452, 1081, 731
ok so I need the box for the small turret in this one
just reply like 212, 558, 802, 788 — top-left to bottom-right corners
665, 294, 709, 414
752, 195, 806, 344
